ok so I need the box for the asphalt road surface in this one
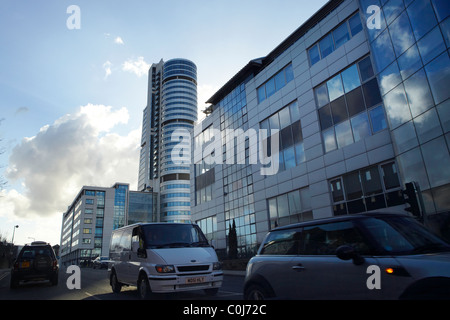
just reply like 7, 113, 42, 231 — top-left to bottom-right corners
0, 267, 244, 300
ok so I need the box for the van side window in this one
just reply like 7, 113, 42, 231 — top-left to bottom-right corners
260, 229, 302, 255
302, 221, 370, 255
111, 231, 122, 252
120, 229, 132, 251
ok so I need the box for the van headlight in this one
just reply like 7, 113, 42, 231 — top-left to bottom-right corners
213, 262, 222, 270
155, 265, 175, 273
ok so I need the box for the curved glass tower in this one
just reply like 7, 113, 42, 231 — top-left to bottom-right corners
138, 58, 197, 223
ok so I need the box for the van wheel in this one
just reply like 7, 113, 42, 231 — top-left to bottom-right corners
110, 271, 122, 293
138, 274, 151, 300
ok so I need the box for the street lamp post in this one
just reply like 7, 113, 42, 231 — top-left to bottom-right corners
11, 225, 19, 244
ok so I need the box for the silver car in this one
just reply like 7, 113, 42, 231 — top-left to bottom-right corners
244, 213, 450, 300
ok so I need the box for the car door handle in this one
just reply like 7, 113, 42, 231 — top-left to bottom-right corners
292, 264, 305, 271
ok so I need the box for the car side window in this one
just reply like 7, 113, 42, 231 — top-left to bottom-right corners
302, 221, 370, 255
260, 228, 302, 255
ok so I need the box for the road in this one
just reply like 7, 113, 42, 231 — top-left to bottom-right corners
0, 267, 244, 300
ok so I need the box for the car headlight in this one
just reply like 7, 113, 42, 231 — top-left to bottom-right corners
155, 265, 175, 273
213, 262, 222, 270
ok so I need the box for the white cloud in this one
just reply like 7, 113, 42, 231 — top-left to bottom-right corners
1, 104, 140, 221
103, 61, 112, 79
122, 57, 150, 77
114, 36, 124, 45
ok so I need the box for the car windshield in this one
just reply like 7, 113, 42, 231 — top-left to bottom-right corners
360, 216, 450, 255
141, 224, 209, 249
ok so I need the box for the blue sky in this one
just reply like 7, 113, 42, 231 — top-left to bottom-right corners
0, 0, 327, 246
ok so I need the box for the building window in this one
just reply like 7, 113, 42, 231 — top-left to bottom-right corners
260, 101, 305, 172
308, 12, 362, 66
85, 199, 94, 205
257, 64, 294, 103
330, 161, 404, 216
196, 216, 217, 242
315, 56, 387, 153
267, 187, 313, 229
83, 228, 92, 234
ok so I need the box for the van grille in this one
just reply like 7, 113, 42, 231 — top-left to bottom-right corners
177, 265, 209, 272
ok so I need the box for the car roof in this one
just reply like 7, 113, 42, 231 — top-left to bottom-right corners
271, 212, 412, 232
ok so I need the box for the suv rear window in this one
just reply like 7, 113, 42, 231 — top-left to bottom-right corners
20, 246, 54, 259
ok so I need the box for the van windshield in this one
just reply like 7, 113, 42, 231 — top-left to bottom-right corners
141, 224, 210, 249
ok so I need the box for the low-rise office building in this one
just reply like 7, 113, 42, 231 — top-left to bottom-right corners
60, 183, 156, 266
191, 0, 450, 259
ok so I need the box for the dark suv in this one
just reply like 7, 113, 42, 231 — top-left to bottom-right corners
10, 241, 59, 288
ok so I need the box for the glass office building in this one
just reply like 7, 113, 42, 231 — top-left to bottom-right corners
60, 183, 156, 266
138, 58, 197, 223
192, 0, 450, 259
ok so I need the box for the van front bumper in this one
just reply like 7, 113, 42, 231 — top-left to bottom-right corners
148, 272, 223, 293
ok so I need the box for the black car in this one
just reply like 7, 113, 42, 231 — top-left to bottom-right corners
10, 241, 59, 288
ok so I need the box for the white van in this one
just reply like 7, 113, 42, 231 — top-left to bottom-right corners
108, 223, 223, 299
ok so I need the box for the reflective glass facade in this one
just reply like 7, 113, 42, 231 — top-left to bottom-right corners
361, 0, 450, 234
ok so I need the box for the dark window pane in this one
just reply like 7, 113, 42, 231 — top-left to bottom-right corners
285, 64, 294, 83
432, 0, 450, 22
414, 108, 443, 144
309, 44, 321, 65
330, 95, 348, 124
330, 179, 345, 202
421, 136, 450, 187
281, 126, 294, 149
344, 171, 363, 200
346, 87, 366, 117
437, 99, 450, 132
266, 78, 276, 97
362, 78, 382, 108
386, 190, 406, 207
348, 13, 363, 36
366, 194, 387, 211
333, 22, 350, 48
318, 105, 333, 130
333, 203, 348, 215
292, 120, 303, 144
358, 56, 374, 82
417, 26, 446, 64
392, 121, 419, 154
257, 86, 266, 103
341, 64, 361, 93
381, 162, 400, 189
347, 199, 366, 213
361, 166, 383, 195
441, 16, 450, 47
319, 33, 334, 58
295, 142, 305, 164
315, 83, 329, 107
424, 51, 450, 105
369, 105, 388, 133
407, 0, 438, 40
284, 146, 296, 169
384, 0, 405, 25
274, 70, 286, 90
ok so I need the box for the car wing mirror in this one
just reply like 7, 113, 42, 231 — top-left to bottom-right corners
336, 245, 365, 265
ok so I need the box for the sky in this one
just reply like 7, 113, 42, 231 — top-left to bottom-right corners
0, 0, 328, 246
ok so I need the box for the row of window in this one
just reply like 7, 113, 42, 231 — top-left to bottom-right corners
268, 187, 313, 229
330, 161, 404, 216
308, 12, 363, 66
257, 64, 294, 103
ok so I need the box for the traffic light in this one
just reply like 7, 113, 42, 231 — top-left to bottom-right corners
403, 182, 422, 221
